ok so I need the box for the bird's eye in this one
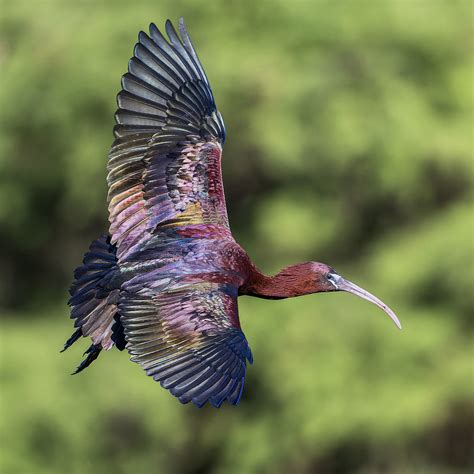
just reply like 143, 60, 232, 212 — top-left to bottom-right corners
327, 272, 341, 288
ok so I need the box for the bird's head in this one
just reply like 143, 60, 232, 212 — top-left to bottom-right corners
249, 262, 401, 329
310, 262, 401, 329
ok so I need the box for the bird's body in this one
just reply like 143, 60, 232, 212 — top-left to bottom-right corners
63, 18, 400, 408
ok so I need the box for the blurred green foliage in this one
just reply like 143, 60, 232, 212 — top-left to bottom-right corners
0, 0, 472, 473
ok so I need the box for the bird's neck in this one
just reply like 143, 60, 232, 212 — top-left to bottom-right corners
241, 264, 317, 299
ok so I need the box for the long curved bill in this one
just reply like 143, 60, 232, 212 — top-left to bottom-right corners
335, 277, 402, 329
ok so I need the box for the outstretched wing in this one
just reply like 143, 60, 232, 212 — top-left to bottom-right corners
120, 282, 253, 407
107, 18, 228, 261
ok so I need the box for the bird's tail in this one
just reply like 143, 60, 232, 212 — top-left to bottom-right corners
62, 234, 124, 374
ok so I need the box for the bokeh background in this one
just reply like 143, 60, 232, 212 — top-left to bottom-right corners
1, 0, 472, 473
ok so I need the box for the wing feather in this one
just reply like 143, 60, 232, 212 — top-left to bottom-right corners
120, 282, 252, 407
107, 19, 228, 260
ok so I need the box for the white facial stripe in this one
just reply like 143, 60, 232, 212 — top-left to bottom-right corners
327, 272, 342, 289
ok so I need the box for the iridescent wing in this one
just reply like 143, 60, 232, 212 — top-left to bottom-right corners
120, 282, 253, 407
107, 19, 227, 260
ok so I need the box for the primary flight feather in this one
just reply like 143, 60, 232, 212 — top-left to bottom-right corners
63, 18, 400, 408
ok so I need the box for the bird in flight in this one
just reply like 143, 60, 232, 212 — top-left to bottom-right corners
62, 18, 401, 408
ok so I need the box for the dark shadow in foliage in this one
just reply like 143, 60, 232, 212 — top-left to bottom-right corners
295, 401, 474, 474
28, 416, 70, 468
92, 410, 154, 472
420, 401, 474, 470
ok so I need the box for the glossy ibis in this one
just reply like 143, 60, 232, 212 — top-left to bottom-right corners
63, 18, 401, 408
